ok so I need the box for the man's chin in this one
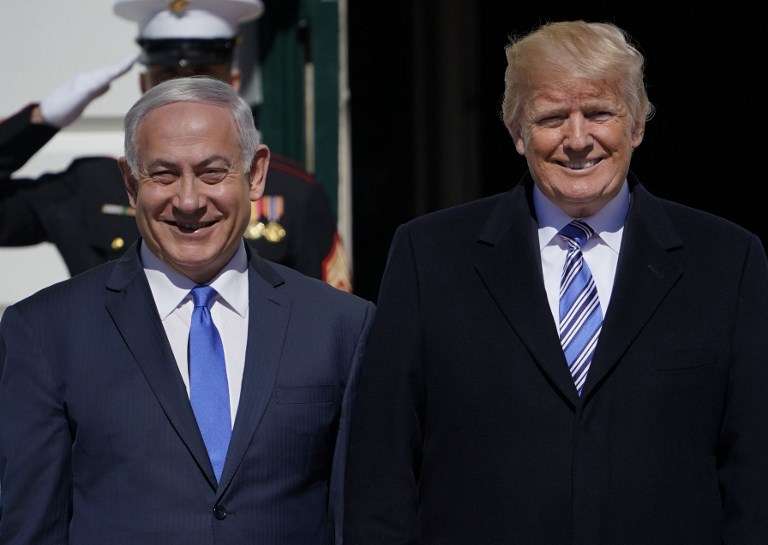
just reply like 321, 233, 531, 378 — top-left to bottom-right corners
548, 190, 612, 218
167, 254, 227, 283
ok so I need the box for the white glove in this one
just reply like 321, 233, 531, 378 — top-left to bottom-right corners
39, 55, 137, 128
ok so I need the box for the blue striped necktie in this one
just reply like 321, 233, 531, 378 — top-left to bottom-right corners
188, 285, 231, 482
558, 220, 603, 396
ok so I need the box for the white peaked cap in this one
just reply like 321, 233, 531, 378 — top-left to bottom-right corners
114, 0, 265, 39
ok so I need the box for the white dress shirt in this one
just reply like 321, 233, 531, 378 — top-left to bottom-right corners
533, 182, 630, 326
141, 242, 250, 426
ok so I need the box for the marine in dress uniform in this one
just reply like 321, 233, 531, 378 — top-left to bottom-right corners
0, 0, 351, 291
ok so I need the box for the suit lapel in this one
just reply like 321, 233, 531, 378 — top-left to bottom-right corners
582, 182, 684, 399
104, 244, 217, 488
217, 253, 290, 496
474, 183, 580, 408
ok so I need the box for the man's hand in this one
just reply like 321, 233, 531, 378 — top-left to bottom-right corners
39, 55, 137, 128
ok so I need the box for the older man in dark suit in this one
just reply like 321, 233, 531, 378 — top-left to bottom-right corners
344, 21, 768, 545
0, 77, 373, 545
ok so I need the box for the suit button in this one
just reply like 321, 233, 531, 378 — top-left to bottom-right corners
213, 505, 228, 520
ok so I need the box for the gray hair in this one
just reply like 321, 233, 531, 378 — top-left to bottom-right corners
124, 76, 261, 176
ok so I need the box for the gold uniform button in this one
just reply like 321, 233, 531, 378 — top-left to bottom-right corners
169, 0, 190, 15
111, 237, 125, 251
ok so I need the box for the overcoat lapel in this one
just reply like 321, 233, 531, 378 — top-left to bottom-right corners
104, 244, 217, 488
473, 179, 684, 406
216, 252, 291, 496
474, 183, 580, 408
582, 182, 683, 399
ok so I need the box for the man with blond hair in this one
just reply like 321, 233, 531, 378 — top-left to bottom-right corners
345, 20, 768, 545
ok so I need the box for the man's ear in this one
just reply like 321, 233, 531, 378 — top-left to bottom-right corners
139, 72, 149, 94
229, 69, 242, 93
631, 117, 646, 149
509, 123, 527, 156
247, 145, 271, 202
118, 157, 139, 208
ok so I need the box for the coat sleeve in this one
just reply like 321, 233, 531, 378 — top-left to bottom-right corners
0, 104, 59, 181
0, 104, 61, 246
344, 224, 425, 545
0, 305, 73, 545
330, 300, 375, 545
718, 234, 768, 544
0, 181, 48, 246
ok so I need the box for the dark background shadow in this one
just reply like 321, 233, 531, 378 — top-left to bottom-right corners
349, 6, 766, 300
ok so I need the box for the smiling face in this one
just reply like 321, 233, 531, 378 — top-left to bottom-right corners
512, 77, 644, 217
122, 101, 269, 283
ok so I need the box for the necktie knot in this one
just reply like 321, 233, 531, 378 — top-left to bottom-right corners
559, 220, 595, 249
191, 285, 217, 309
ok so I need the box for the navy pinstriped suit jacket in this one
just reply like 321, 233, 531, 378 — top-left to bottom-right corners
0, 242, 373, 545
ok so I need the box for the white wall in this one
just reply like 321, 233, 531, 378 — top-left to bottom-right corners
1, 0, 142, 118
1, 0, 143, 309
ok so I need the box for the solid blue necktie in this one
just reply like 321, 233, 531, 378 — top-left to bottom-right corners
558, 220, 603, 396
188, 285, 231, 482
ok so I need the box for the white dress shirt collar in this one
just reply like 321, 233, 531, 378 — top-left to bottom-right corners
140, 241, 250, 319
533, 181, 630, 252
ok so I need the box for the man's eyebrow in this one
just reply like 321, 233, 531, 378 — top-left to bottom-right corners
529, 104, 569, 117
195, 156, 234, 168
528, 97, 617, 117
581, 99, 616, 108
145, 159, 179, 171
143, 156, 234, 172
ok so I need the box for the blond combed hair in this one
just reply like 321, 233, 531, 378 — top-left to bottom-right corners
501, 21, 653, 133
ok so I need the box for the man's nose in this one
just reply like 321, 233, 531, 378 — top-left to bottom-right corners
563, 115, 593, 151
173, 174, 206, 213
